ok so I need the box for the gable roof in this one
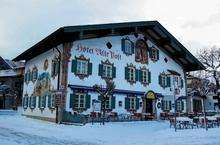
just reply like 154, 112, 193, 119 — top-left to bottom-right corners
13, 21, 205, 72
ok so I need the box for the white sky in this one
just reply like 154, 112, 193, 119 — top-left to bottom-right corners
0, 0, 220, 59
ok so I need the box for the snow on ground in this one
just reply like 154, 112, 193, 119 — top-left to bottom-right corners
0, 110, 220, 145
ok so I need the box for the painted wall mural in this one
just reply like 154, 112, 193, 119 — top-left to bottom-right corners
34, 72, 51, 97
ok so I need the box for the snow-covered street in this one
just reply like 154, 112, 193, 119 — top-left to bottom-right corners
0, 110, 220, 145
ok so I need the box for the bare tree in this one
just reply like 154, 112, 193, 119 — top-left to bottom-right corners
93, 79, 115, 125
197, 46, 220, 90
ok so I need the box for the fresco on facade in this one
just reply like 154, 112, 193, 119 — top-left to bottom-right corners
33, 72, 51, 96
135, 39, 149, 64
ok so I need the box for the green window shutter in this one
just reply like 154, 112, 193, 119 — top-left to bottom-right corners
51, 61, 55, 76
161, 100, 164, 110
138, 70, 143, 82
71, 59, 77, 73
48, 94, 51, 108
43, 96, 46, 108
148, 71, 151, 83
158, 75, 162, 86
181, 101, 184, 111
125, 67, 129, 80
125, 97, 130, 109
111, 96, 116, 109
121, 38, 125, 52
69, 94, 74, 108
38, 96, 41, 108
26, 97, 28, 107
169, 101, 172, 110
149, 49, 153, 59
98, 64, 103, 76
181, 79, 184, 88
86, 94, 91, 109
112, 66, 116, 78
24, 74, 27, 82
156, 49, 159, 60
28, 97, 31, 108
166, 76, 171, 87
33, 96, 36, 108
29, 72, 32, 81
88, 62, 93, 75
135, 69, 139, 81
55, 61, 60, 75
131, 42, 135, 54
136, 98, 140, 110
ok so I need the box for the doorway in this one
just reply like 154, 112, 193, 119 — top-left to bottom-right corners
0, 99, 4, 109
145, 99, 153, 114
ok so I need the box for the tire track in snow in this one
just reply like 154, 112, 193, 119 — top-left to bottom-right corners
0, 127, 98, 145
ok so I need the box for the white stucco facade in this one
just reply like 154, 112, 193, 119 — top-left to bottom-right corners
22, 34, 187, 121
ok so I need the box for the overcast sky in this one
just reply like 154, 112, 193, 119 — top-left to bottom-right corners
0, 0, 220, 59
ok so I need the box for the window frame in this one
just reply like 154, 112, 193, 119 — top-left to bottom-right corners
76, 59, 88, 75
75, 93, 86, 109
128, 66, 136, 82
103, 64, 113, 78
129, 97, 136, 110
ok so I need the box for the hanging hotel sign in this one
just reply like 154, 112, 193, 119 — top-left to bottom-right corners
74, 44, 122, 60
146, 91, 156, 99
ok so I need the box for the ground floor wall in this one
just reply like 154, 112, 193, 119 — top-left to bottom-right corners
22, 96, 57, 121
65, 87, 186, 120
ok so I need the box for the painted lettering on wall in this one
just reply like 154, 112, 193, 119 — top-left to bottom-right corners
75, 44, 122, 60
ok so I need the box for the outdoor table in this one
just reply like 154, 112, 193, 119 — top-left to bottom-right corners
199, 116, 217, 128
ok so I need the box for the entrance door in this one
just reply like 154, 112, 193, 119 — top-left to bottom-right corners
0, 100, 3, 109
145, 99, 153, 114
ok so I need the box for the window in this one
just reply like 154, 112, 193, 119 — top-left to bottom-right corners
70, 93, 91, 110
75, 93, 86, 109
129, 67, 136, 82
125, 65, 139, 84
25, 69, 31, 84
125, 96, 139, 110
162, 100, 171, 111
38, 96, 46, 109
48, 94, 55, 109
161, 75, 167, 87
159, 73, 171, 88
104, 96, 111, 109
98, 60, 116, 79
130, 97, 136, 110
71, 56, 92, 79
121, 37, 134, 55
30, 96, 36, 109
150, 48, 159, 61
23, 95, 28, 109
51, 58, 60, 77
176, 100, 184, 112
139, 68, 151, 85
103, 64, 112, 78
32, 67, 38, 82
77, 60, 88, 75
